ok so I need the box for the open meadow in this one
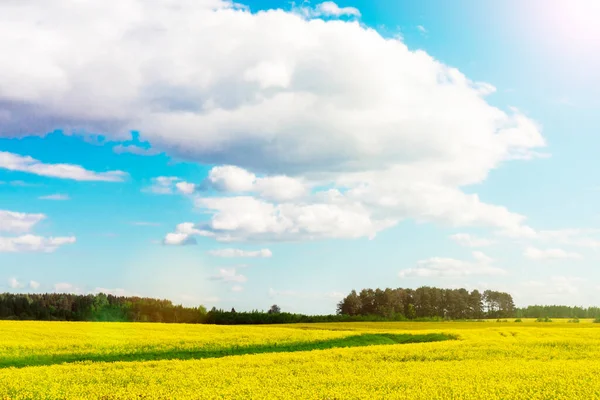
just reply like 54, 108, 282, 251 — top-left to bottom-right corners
1, 320, 600, 399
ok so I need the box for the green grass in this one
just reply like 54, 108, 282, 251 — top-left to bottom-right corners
0, 333, 455, 369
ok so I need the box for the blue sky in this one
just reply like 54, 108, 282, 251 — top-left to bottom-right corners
1, 0, 599, 314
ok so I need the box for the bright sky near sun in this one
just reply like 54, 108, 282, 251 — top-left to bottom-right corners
0, 0, 599, 314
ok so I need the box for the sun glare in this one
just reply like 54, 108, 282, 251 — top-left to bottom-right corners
541, 0, 600, 47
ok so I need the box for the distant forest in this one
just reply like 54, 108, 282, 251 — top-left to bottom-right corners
337, 287, 515, 319
0, 293, 207, 323
1, 288, 600, 323
337, 287, 600, 319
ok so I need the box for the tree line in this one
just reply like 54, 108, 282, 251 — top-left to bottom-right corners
204, 306, 403, 325
516, 305, 600, 319
2, 289, 600, 324
337, 287, 516, 319
0, 293, 207, 323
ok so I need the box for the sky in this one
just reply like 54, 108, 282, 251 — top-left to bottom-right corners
1, 0, 599, 314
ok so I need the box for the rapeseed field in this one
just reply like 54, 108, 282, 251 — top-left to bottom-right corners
1, 320, 600, 399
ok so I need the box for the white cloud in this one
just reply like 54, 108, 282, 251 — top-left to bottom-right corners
524, 246, 583, 261
146, 177, 198, 196
206, 166, 256, 192
162, 232, 197, 246
175, 181, 197, 195
144, 176, 197, 196
340, 175, 530, 233
162, 222, 212, 245
209, 268, 247, 283
0, 209, 75, 252
0, 151, 127, 182
398, 251, 506, 278
203, 165, 307, 202
450, 233, 494, 247
417, 25, 427, 34
193, 195, 395, 242
0, 1, 544, 175
144, 176, 181, 195
0, 1, 546, 242
39, 193, 70, 201
231, 285, 244, 292
0, 180, 42, 187
0, 235, 76, 253
184, 181, 528, 242
253, 176, 307, 202
208, 248, 272, 258
0, 210, 45, 233
313, 2, 361, 17
29, 280, 40, 289
8, 278, 23, 289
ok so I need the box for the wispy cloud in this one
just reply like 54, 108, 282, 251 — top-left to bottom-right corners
0, 151, 127, 182
8, 277, 23, 289
398, 252, 506, 278
208, 248, 272, 258
7, 278, 40, 290
143, 176, 180, 195
39, 193, 70, 201
0, 180, 43, 187
298, 1, 361, 18
209, 268, 247, 283
0, 210, 46, 233
0, 235, 76, 253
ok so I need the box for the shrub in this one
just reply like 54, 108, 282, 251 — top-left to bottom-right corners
535, 317, 553, 323
514, 318, 522, 323
593, 318, 600, 323
568, 318, 580, 323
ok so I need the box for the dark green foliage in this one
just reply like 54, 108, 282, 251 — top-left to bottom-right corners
203, 309, 407, 325
535, 317, 553, 323
0, 333, 455, 369
268, 304, 281, 314
517, 305, 600, 319
514, 318, 523, 322
0, 293, 207, 323
336, 287, 515, 319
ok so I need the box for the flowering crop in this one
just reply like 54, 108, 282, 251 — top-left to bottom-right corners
0, 321, 361, 367
1, 321, 600, 399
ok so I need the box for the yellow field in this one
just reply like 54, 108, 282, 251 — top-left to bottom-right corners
1, 320, 600, 399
